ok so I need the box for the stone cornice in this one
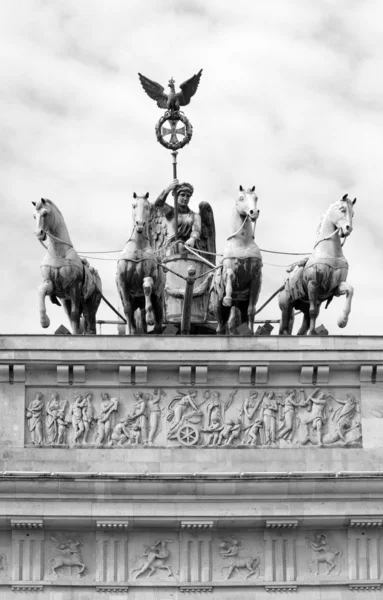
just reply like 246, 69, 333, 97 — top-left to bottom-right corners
349, 518, 383, 528
10, 518, 43, 529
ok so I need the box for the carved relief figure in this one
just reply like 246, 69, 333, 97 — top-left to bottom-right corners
146, 389, 165, 445
219, 536, 259, 580
93, 393, 118, 445
56, 408, 69, 444
26, 392, 44, 445
70, 392, 94, 445
131, 539, 174, 579
45, 393, 61, 444
0, 555, 6, 575
323, 393, 361, 446
278, 389, 301, 443
306, 534, 341, 576
241, 392, 263, 445
300, 389, 328, 446
49, 537, 86, 578
260, 390, 278, 446
217, 419, 242, 446
109, 417, 131, 447
129, 392, 148, 443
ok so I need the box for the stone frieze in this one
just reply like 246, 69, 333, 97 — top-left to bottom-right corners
25, 387, 362, 448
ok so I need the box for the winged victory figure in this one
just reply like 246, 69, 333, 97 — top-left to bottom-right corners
138, 70, 203, 113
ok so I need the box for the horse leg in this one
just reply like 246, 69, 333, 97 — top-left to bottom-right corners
227, 306, 239, 335
278, 289, 293, 335
307, 281, 320, 335
68, 281, 82, 334
38, 279, 54, 328
335, 281, 354, 328
296, 303, 310, 336
223, 268, 234, 307
247, 269, 261, 333
226, 565, 234, 579
151, 293, 163, 334
143, 276, 155, 327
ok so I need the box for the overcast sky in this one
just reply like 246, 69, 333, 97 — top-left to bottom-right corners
0, 0, 381, 335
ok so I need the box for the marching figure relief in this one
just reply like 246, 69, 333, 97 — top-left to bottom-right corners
25, 387, 361, 449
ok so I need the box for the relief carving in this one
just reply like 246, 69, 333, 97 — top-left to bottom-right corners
25, 386, 362, 448
219, 536, 260, 580
131, 539, 175, 579
26, 392, 44, 445
306, 534, 342, 576
49, 537, 86, 578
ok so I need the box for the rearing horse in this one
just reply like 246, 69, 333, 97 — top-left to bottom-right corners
116, 193, 164, 334
211, 186, 262, 334
33, 198, 102, 334
279, 194, 356, 335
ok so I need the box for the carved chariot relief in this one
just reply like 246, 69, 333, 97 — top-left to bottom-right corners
25, 386, 362, 448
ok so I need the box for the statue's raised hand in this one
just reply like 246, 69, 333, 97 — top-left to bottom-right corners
184, 237, 195, 248
166, 179, 179, 193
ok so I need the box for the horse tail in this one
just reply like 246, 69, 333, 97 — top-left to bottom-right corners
336, 550, 342, 558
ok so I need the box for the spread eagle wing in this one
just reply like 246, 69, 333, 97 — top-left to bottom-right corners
198, 201, 216, 264
148, 203, 167, 257
177, 69, 203, 107
138, 73, 168, 109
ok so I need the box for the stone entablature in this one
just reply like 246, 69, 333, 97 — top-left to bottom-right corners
0, 336, 383, 598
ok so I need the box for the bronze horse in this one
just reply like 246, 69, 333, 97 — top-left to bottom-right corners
33, 198, 101, 334
210, 186, 262, 334
116, 193, 165, 334
279, 194, 356, 335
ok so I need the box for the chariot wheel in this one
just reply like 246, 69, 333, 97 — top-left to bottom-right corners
177, 424, 200, 446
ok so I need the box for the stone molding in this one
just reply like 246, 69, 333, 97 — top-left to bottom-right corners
265, 520, 299, 529
349, 583, 381, 590
180, 585, 213, 593
349, 518, 382, 527
10, 518, 43, 529
11, 585, 44, 592
96, 519, 129, 529
96, 585, 129, 594
265, 584, 298, 592
181, 520, 214, 529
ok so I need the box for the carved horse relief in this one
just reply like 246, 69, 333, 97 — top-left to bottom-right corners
33, 198, 102, 334
116, 193, 165, 334
210, 186, 262, 334
279, 194, 356, 335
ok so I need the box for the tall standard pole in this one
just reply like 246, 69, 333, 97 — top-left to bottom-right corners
171, 150, 178, 242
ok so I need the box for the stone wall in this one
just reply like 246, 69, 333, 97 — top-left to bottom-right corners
0, 335, 382, 598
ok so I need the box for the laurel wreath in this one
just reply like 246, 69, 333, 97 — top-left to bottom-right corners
155, 111, 193, 150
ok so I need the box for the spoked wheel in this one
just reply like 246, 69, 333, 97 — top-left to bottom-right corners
177, 424, 200, 446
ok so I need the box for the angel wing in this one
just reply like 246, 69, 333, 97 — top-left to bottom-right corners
138, 73, 168, 109
177, 69, 203, 107
198, 201, 216, 262
148, 203, 167, 256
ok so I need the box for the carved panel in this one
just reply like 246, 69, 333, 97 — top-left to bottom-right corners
24, 386, 363, 449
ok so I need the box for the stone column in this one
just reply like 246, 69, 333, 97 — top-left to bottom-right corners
11, 519, 44, 582
264, 520, 298, 582
348, 519, 382, 581
180, 520, 214, 584
96, 520, 129, 583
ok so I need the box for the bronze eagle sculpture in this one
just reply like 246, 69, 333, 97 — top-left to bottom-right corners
138, 69, 203, 113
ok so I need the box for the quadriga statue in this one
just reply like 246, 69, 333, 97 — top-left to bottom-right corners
116, 180, 216, 334
33, 198, 102, 334
210, 186, 262, 335
279, 194, 356, 335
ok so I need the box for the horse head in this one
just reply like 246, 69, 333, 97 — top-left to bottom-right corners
132, 192, 150, 234
32, 198, 54, 241
237, 186, 259, 222
327, 193, 356, 238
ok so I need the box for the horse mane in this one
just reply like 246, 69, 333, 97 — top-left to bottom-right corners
316, 200, 344, 235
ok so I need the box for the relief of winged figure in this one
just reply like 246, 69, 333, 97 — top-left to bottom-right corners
138, 70, 203, 114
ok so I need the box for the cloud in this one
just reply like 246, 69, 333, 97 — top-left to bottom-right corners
0, 0, 381, 335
